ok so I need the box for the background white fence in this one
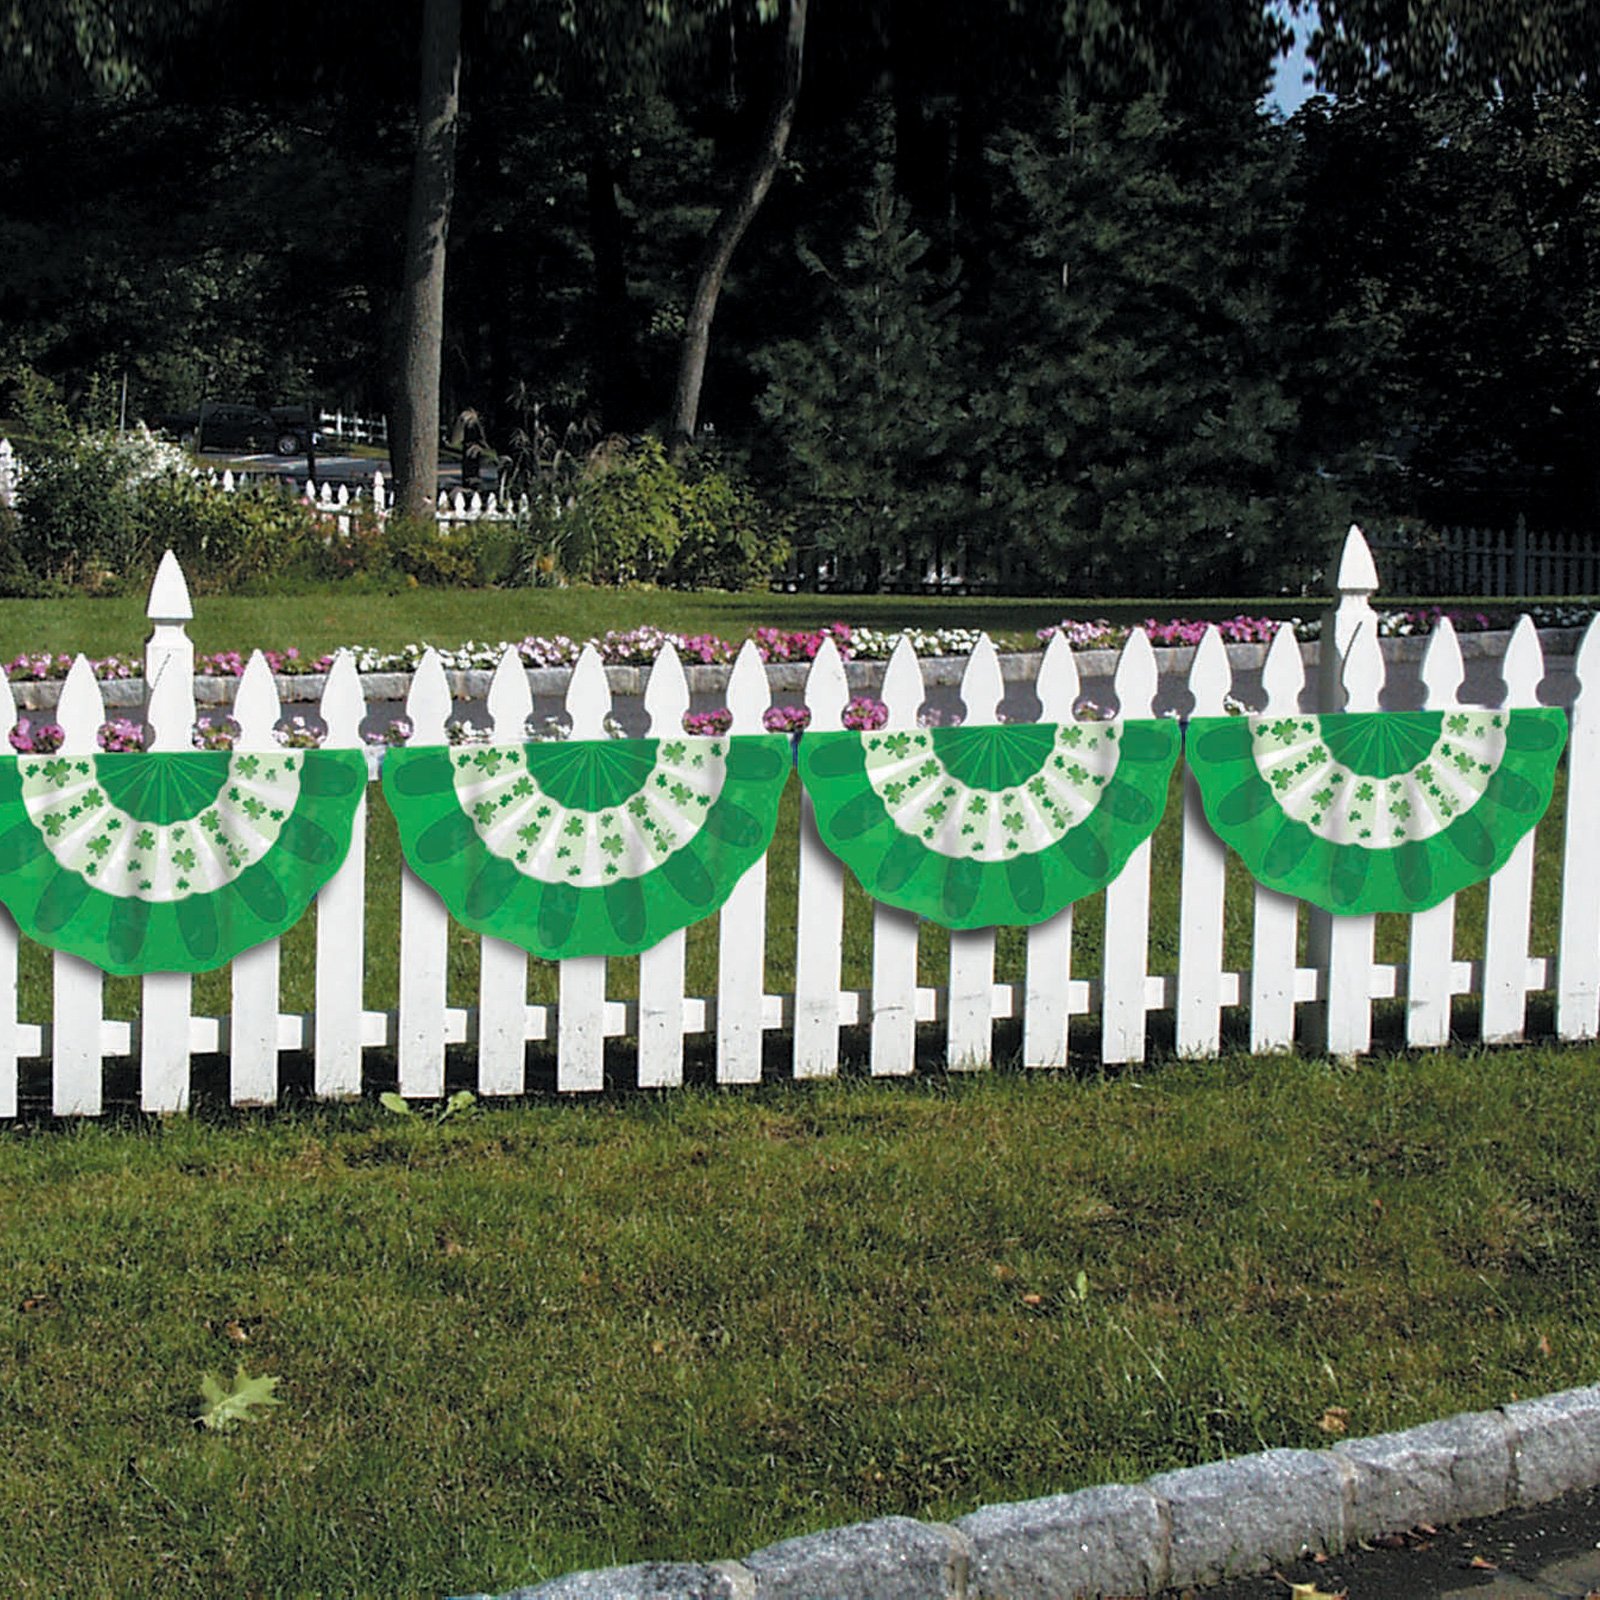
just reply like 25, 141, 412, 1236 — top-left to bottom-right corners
2, 527, 1598, 1119
0, 438, 530, 534
204, 466, 533, 533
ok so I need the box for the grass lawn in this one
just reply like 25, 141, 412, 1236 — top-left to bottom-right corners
4, 1049, 1599, 1597
0, 587, 1319, 663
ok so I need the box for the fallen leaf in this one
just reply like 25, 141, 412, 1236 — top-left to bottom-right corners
1538, 1334, 1553, 1357
223, 1320, 250, 1343
1468, 1555, 1498, 1571
1288, 1582, 1347, 1598
198, 1366, 282, 1431
19, 1294, 54, 1314
650, 1339, 667, 1355
1021, 1292, 1044, 1307
1318, 1406, 1350, 1435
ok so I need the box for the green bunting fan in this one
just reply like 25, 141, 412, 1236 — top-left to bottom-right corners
382, 735, 791, 959
0, 748, 367, 975
1186, 708, 1567, 914
797, 719, 1181, 928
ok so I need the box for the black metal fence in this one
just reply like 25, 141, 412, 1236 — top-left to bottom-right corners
1369, 517, 1600, 598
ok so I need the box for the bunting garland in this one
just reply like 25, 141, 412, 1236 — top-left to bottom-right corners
1186, 708, 1566, 914
0, 748, 366, 974
383, 735, 791, 959
797, 719, 1181, 928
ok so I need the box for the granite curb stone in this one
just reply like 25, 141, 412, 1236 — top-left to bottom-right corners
1335, 1410, 1515, 1538
740, 1515, 968, 1599
1504, 1386, 1600, 1505
1146, 1448, 1348, 1589
956, 1481, 1169, 1599
461, 1384, 1600, 1600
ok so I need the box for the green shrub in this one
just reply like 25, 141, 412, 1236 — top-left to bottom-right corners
560, 435, 787, 590
380, 514, 528, 588
9, 425, 188, 591
669, 468, 791, 591
563, 435, 684, 584
142, 474, 326, 593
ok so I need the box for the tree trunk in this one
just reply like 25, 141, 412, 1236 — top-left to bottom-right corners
390, 0, 461, 520
668, 0, 806, 454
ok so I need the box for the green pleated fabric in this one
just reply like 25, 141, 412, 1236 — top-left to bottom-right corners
0, 748, 367, 974
797, 719, 1180, 929
1186, 708, 1567, 914
382, 735, 791, 958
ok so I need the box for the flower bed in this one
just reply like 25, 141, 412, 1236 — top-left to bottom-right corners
9, 606, 1592, 691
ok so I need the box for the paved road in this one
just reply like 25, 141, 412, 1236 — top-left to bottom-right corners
1187, 1486, 1600, 1600
203, 448, 495, 491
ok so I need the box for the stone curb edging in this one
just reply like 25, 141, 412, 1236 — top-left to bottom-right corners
453, 1383, 1600, 1600
7, 627, 1588, 713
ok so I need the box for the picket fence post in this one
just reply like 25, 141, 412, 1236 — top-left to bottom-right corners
715, 641, 775, 1084
1021, 632, 1082, 1070
313, 652, 369, 1096
51, 658, 108, 1116
868, 637, 923, 1078
1247, 624, 1305, 1053
1100, 630, 1159, 1063
0, 666, 16, 1117
557, 646, 612, 1091
1175, 626, 1233, 1056
140, 552, 197, 1112
1405, 618, 1464, 1047
1557, 616, 1600, 1039
794, 640, 848, 1078
637, 645, 690, 1088
946, 635, 1005, 1069
1480, 618, 1544, 1042
398, 649, 452, 1097
1308, 526, 1380, 1054
477, 647, 533, 1096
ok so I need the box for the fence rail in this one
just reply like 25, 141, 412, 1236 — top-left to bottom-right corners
2, 526, 1598, 1119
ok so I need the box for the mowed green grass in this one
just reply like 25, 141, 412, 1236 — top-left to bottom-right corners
0, 586, 1314, 662
4, 1050, 1600, 1597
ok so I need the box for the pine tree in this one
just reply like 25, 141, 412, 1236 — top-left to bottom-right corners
972, 97, 1345, 595
754, 169, 975, 585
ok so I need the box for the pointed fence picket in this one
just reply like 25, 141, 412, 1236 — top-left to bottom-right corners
1558, 618, 1600, 1040
1248, 625, 1305, 1054
715, 642, 775, 1085
1021, 634, 1083, 1070
1406, 619, 1466, 1048
2, 528, 1598, 1120
1100, 631, 1160, 1064
794, 640, 849, 1078
869, 639, 923, 1078
398, 650, 452, 1097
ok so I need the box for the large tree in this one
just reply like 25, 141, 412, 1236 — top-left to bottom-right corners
1292, 0, 1600, 96
390, 0, 463, 518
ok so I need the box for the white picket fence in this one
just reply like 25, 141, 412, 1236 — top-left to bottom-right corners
207, 467, 534, 532
0, 438, 529, 534
317, 408, 388, 446
2, 527, 1598, 1119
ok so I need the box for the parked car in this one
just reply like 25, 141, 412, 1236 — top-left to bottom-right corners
152, 403, 319, 456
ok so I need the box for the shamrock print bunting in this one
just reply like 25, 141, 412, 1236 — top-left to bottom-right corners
1186, 707, 1567, 914
797, 719, 1180, 928
383, 735, 791, 959
0, 748, 366, 974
